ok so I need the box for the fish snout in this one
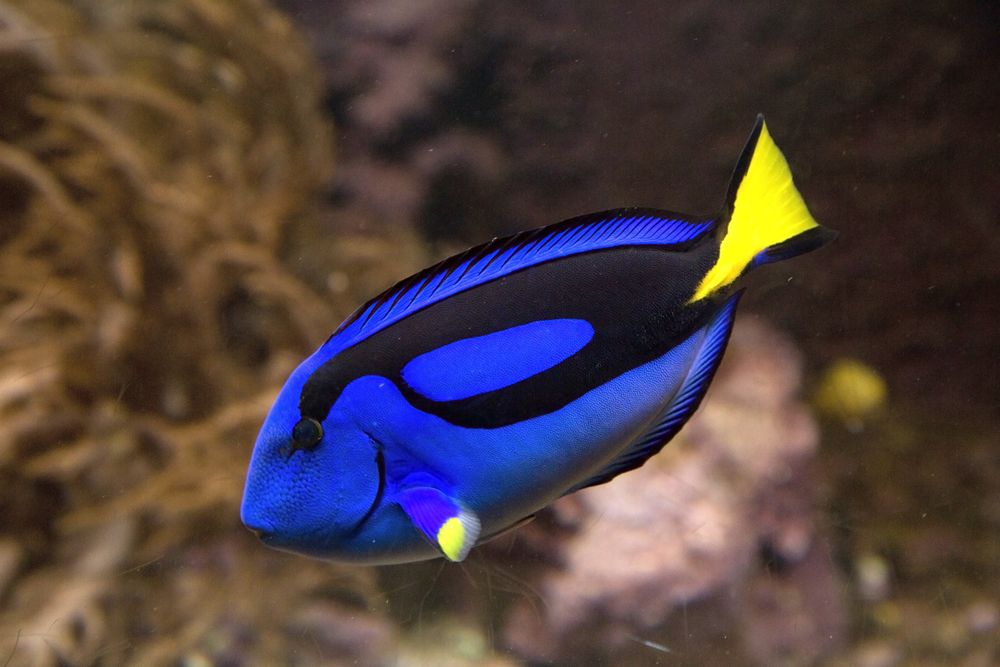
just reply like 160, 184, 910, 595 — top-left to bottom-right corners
240, 508, 274, 541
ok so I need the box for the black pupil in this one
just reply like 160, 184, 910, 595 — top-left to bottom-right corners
291, 417, 323, 449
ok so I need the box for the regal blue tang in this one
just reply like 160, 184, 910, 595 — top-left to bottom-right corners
241, 117, 836, 564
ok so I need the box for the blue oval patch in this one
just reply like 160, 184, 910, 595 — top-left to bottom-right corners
402, 319, 595, 402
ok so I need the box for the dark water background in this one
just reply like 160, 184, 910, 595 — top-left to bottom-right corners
0, 1, 996, 665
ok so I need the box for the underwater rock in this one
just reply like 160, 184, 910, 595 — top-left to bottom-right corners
965, 600, 999, 637
286, 601, 397, 665
855, 552, 893, 602
737, 536, 846, 665
395, 616, 520, 667
277, 0, 513, 244
0, 540, 24, 602
503, 319, 843, 664
283, 0, 1000, 425
814, 358, 888, 431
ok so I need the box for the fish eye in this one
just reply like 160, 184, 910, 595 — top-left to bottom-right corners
291, 417, 323, 450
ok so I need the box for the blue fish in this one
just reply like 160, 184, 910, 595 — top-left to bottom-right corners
241, 117, 835, 564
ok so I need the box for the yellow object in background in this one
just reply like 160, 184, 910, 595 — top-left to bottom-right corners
814, 358, 888, 430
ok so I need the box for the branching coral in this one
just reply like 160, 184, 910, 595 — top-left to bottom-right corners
0, 1, 393, 664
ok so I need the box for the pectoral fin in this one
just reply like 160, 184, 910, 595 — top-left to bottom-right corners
396, 487, 481, 562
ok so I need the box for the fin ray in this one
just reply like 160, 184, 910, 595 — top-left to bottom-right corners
322, 209, 714, 359
565, 291, 741, 494
397, 487, 481, 562
690, 115, 832, 302
479, 514, 536, 544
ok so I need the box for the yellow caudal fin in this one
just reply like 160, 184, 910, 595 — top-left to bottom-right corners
689, 115, 836, 303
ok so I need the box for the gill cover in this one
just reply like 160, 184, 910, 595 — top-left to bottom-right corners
240, 362, 383, 550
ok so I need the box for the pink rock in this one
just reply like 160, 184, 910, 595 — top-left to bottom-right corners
503, 320, 842, 663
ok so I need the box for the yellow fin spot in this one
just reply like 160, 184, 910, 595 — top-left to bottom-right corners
437, 517, 466, 562
690, 121, 819, 303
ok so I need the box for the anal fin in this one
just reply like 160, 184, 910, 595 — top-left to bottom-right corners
397, 487, 481, 562
565, 290, 742, 494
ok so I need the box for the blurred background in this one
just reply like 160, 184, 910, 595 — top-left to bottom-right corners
0, 0, 996, 665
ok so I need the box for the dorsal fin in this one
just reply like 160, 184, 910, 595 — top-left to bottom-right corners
564, 290, 741, 495
320, 208, 714, 358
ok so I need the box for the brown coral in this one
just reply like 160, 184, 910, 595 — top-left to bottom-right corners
0, 1, 395, 664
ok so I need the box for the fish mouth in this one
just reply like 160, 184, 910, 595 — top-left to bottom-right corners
242, 516, 274, 541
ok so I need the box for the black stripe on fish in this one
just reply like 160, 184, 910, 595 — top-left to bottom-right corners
316, 208, 713, 362
299, 239, 724, 430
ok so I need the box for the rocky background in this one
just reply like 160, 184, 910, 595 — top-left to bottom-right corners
0, 0, 997, 665
282, 0, 999, 423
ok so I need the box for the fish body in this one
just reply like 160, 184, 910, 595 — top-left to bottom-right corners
241, 117, 836, 564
